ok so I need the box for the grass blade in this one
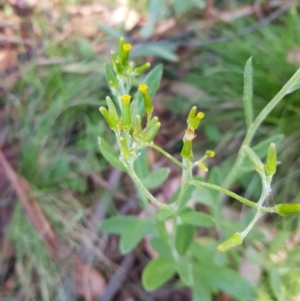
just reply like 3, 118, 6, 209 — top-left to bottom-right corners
243, 57, 253, 128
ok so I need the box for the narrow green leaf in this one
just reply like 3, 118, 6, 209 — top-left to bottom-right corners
175, 256, 193, 285
243, 57, 253, 128
104, 61, 116, 86
145, 64, 163, 98
142, 167, 170, 189
98, 137, 126, 171
120, 218, 150, 253
142, 257, 176, 291
179, 211, 215, 227
285, 80, 300, 94
97, 23, 124, 38
100, 216, 137, 234
175, 224, 195, 256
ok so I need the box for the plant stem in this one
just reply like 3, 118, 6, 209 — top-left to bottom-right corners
150, 143, 185, 169
125, 163, 168, 209
176, 158, 193, 207
223, 69, 300, 188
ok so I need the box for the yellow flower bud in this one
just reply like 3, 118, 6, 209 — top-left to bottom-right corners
205, 150, 215, 158
123, 43, 132, 52
138, 84, 153, 119
121, 94, 132, 130
187, 106, 205, 130
138, 84, 149, 94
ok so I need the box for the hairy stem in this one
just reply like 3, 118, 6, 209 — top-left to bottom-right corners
150, 143, 185, 169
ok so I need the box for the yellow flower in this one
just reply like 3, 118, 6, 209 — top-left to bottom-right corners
121, 94, 131, 104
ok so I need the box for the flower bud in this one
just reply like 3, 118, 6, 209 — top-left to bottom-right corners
105, 61, 118, 88
187, 106, 205, 130
133, 114, 142, 138
142, 118, 161, 143
217, 233, 243, 252
181, 128, 195, 159
205, 150, 215, 158
119, 39, 132, 67
266, 143, 277, 177
134, 62, 151, 75
121, 94, 132, 130
277, 203, 300, 216
99, 106, 117, 129
110, 51, 117, 72
106, 96, 119, 119
138, 84, 153, 117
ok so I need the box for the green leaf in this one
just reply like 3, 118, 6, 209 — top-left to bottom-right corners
194, 263, 257, 300
156, 219, 169, 241
175, 256, 193, 285
252, 134, 283, 157
133, 149, 149, 179
104, 61, 117, 86
243, 57, 253, 128
175, 224, 195, 256
140, 0, 161, 38
156, 203, 177, 221
286, 79, 300, 94
131, 44, 178, 62
192, 280, 212, 301
141, 167, 170, 189
142, 257, 176, 291
120, 218, 150, 253
100, 216, 138, 234
269, 267, 285, 301
150, 237, 172, 257
146, 64, 163, 98
179, 211, 215, 227
98, 137, 126, 171
97, 23, 124, 38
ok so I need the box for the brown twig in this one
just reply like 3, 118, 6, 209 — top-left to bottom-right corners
98, 253, 135, 301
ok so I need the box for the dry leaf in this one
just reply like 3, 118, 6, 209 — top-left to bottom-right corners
0, 49, 18, 71
73, 257, 106, 301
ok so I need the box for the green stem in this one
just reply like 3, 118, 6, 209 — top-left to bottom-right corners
176, 158, 193, 207
150, 143, 185, 169
192, 180, 277, 213
192, 180, 257, 209
125, 163, 168, 209
223, 69, 300, 188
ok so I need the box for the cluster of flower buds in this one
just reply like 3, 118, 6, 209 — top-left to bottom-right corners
100, 84, 160, 144
100, 38, 161, 148
105, 38, 151, 92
